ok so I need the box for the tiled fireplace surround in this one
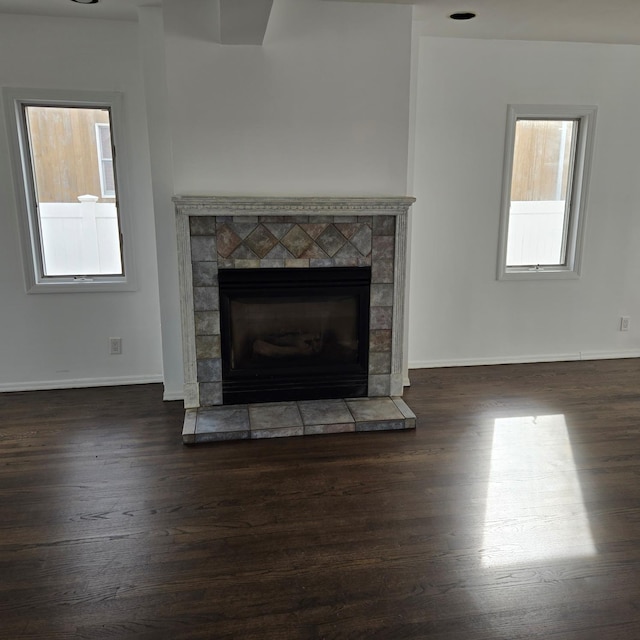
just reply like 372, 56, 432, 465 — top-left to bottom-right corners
174, 196, 416, 443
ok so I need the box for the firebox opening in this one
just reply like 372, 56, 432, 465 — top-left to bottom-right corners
219, 267, 371, 404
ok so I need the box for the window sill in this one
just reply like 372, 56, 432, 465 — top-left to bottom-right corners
27, 278, 137, 294
498, 267, 581, 281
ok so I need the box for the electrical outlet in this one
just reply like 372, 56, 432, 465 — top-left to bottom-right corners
620, 316, 631, 332
109, 337, 122, 355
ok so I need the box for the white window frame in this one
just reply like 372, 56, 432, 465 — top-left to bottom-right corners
497, 104, 597, 281
2, 87, 136, 293
95, 122, 116, 199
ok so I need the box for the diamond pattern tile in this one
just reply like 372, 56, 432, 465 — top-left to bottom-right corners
350, 225, 372, 257
334, 222, 360, 240
333, 242, 360, 265
281, 225, 315, 258
300, 223, 328, 239
231, 244, 259, 260
228, 222, 259, 239
216, 224, 242, 258
244, 224, 279, 258
316, 225, 347, 257
264, 222, 294, 239
264, 244, 295, 260
300, 243, 329, 259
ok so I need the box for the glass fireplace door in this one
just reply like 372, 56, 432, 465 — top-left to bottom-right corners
219, 267, 370, 404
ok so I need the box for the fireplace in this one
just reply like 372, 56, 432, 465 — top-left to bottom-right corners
174, 196, 417, 443
219, 266, 370, 404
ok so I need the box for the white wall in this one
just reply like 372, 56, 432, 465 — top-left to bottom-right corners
164, 0, 412, 196
0, 15, 163, 390
409, 37, 640, 367
0, 2, 413, 398
147, 0, 413, 395
6, 10, 637, 395
138, 6, 184, 400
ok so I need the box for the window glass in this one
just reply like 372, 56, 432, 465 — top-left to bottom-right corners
24, 105, 123, 277
507, 119, 576, 267
95, 122, 116, 198
498, 105, 597, 280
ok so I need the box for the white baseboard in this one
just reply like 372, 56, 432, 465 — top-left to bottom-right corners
5, 350, 637, 397
0, 374, 164, 393
162, 388, 185, 401
579, 349, 640, 360
409, 350, 640, 370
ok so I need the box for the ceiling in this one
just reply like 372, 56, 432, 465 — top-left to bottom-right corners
1, 0, 639, 46
0, 0, 146, 21
354, 0, 640, 45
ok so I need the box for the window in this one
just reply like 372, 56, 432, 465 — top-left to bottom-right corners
497, 105, 597, 280
95, 123, 116, 198
3, 88, 135, 292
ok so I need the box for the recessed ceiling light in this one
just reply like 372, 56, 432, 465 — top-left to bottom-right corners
71, 0, 99, 4
449, 11, 476, 20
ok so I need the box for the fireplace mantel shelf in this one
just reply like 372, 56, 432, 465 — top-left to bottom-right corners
173, 195, 416, 213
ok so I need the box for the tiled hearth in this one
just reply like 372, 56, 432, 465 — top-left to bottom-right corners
174, 196, 416, 444
183, 396, 416, 444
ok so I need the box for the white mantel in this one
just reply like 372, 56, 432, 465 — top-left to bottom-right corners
174, 196, 415, 409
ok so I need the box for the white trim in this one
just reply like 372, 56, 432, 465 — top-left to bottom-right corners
162, 389, 185, 401
0, 374, 163, 393
175, 212, 199, 408
410, 350, 640, 369
95, 122, 116, 198
2, 87, 137, 293
174, 195, 415, 407
497, 104, 597, 281
172, 195, 416, 213
182, 409, 197, 439
391, 207, 409, 396
578, 350, 640, 361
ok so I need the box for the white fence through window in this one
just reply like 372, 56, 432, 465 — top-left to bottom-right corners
506, 200, 566, 267
39, 195, 122, 276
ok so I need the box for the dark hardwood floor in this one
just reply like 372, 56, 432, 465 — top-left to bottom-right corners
2, 359, 640, 639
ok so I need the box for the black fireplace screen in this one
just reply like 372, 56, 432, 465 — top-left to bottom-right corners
219, 267, 370, 404
230, 296, 359, 367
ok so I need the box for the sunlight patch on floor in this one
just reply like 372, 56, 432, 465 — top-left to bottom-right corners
482, 414, 596, 567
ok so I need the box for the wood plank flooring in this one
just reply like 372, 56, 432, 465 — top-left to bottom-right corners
2, 359, 640, 639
